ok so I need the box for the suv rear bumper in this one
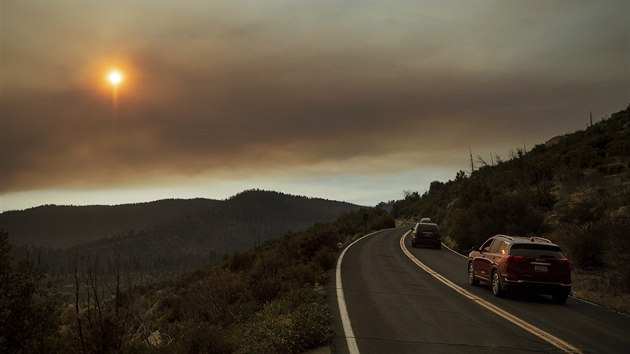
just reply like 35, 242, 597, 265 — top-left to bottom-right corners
502, 278, 571, 295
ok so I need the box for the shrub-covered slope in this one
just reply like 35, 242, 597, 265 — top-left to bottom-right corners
391, 105, 630, 310
1, 207, 395, 353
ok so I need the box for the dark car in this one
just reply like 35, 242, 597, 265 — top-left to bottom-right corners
411, 222, 441, 249
467, 234, 572, 303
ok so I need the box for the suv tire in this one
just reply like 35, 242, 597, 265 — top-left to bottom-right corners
468, 263, 479, 286
491, 269, 504, 297
552, 292, 569, 304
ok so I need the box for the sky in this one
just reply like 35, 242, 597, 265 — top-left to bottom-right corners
1, 1, 628, 212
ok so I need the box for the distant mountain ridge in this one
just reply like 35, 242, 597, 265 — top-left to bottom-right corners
1, 190, 361, 272
1, 198, 222, 248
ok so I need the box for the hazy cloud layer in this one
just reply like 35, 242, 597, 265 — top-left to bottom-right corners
1, 2, 628, 195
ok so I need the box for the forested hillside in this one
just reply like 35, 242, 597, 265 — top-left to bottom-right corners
1, 206, 395, 353
1, 198, 222, 248
2, 190, 360, 272
392, 105, 630, 310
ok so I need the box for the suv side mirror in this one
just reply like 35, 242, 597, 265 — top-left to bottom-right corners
470, 246, 479, 252
410, 227, 415, 231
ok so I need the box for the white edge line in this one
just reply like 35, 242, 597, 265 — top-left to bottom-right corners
336, 230, 385, 354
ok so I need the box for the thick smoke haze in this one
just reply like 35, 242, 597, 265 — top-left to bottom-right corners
1, 1, 628, 210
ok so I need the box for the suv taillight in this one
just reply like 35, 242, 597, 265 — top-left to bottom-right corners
557, 259, 572, 271
505, 255, 525, 265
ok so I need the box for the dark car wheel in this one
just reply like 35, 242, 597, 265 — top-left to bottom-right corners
552, 292, 569, 304
491, 270, 504, 297
468, 263, 479, 286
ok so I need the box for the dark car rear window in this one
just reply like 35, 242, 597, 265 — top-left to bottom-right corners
509, 244, 565, 259
417, 224, 439, 233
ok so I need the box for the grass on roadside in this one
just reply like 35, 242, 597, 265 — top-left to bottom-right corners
571, 270, 630, 315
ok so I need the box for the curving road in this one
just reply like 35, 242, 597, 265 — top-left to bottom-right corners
327, 226, 630, 353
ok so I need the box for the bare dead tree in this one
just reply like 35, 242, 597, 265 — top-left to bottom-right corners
114, 246, 121, 319
71, 250, 136, 352
74, 256, 86, 354
87, 256, 103, 328
85, 276, 93, 331
469, 146, 475, 172
114, 247, 132, 352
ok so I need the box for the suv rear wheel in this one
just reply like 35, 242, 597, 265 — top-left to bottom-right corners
468, 263, 479, 286
491, 270, 504, 297
552, 291, 569, 304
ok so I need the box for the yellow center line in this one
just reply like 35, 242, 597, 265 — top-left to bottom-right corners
399, 231, 582, 354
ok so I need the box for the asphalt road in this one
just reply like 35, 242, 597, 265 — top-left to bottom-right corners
328, 226, 630, 354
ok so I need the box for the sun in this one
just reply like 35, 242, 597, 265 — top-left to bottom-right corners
107, 70, 124, 86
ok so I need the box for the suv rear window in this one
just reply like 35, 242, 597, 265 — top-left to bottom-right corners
509, 244, 565, 259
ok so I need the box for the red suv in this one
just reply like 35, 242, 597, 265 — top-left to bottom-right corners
467, 235, 572, 303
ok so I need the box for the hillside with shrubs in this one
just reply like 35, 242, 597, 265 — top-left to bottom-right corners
1, 207, 395, 353
391, 105, 630, 312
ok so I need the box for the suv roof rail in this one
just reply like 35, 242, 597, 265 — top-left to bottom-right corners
510, 235, 554, 244
529, 236, 552, 243
495, 234, 513, 241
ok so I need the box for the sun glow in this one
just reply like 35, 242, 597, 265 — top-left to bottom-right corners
107, 70, 123, 86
